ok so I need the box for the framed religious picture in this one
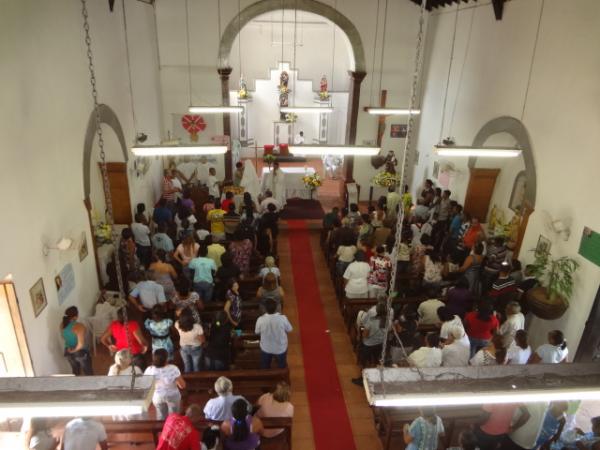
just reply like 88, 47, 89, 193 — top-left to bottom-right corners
535, 235, 551, 258
509, 171, 527, 212
78, 231, 88, 262
29, 278, 47, 318
390, 124, 408, 138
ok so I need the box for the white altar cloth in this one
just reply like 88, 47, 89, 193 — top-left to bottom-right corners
261, 167, 316, 200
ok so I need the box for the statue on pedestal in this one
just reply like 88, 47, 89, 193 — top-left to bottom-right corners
238, 74, 249, 99
319, 75, 329, 100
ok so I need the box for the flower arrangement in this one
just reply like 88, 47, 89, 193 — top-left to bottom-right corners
302, 173, 323, 190
319, 90, 330, 101
285, 113, 298, 123
94, 222, 112, 245
279, 85, 290, 95
238, 88, 250, 100
222, 185, 245, 196
263, 154, 276, 168
372, 171, 400, 188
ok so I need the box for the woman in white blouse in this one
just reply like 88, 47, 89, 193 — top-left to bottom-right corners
506, 330, 532, 365
470, 335, 506, 366
529, 329, 568, 364
144, 348, 186, 420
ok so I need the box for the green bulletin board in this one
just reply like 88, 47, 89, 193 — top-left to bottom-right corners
579, 227, 600, 268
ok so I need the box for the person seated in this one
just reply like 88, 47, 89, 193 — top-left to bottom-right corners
441, 326, 470, 367
128, 270, 167, 313
403, 407, 445, 450
202, 427, 221, 450
156, 404, 203, 450
407, 332, 442, 368
258, 255, 281, 281
343, 251, 370, 299
470, 334, 506, 366
417, 291, 445, 325
221, 398, 263, 450
153, 197, 173, 227
108, 349, 142, 376
256, 382, 294, 439
506, 329, 532, 365
24, 418, 59, 450
204, 376, 248, 421
422, 250, 443, 290
437, 306, 464, 342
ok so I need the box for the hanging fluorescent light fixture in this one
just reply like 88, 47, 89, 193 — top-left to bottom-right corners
289, 145, 380, 156
280, 106, 333, 114
188, 106, 243, 114
132, 145, 228, 157
0, 376, 154, 418
434, 145, 521, 158
365, 108, 421, 116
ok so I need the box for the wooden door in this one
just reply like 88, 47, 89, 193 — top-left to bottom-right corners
101, 162, 132, 224
464, 168, 500, 222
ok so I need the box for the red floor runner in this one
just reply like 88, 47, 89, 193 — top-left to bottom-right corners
287, 219, 357, 450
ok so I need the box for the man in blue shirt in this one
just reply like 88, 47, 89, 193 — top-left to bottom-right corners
151, 223, 174, 253
128, 271, 166, 312
152, 198, 173, 226
188, 245, 216, 302
255, 299, 293, 369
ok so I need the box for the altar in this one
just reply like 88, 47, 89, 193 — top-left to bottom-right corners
261, 166, 316, 200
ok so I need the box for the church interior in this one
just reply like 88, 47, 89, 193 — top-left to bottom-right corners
2, 0, 600, 449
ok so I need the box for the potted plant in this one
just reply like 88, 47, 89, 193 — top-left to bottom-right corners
263, 154, 276, 170
526, 252, 580, 320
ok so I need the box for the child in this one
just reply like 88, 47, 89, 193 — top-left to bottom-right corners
144, 305, 174, 361
403, 407, 445, 450
207, 167, 220, 198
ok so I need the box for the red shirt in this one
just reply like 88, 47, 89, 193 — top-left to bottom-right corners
110, 320, 143, 355
221, 198, 234, 213
463, 224, 482, 249
157, 414, 200, 450
464, 311, 499, 340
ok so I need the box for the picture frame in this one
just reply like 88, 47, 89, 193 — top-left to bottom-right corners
535, 235, 552, 258
78, 231, 89, 262
390, 124, 407, 138
29, 278, 47, 318
509, 171, 527, 213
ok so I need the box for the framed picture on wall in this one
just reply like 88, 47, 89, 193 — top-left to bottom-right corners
29, 278, 47, 318
78, 231, 88, 262
390, 124, 407, 138
509, 171, 527, 212
535, 235, 552, 258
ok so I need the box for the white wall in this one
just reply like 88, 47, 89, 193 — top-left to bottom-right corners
413, 0, 600, 352
155, 0, 423, 187
0, 0, 163, 375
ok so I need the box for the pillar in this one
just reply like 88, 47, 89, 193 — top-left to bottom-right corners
344, 70, 367, 182
218, 67, 233, 180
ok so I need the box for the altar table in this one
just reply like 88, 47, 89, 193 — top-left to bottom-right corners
261, 167, 317, 200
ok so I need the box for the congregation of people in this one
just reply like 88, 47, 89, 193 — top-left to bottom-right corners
50, 160, 294, 450
321, 178, 586, 450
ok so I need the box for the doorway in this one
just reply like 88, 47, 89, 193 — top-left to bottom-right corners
102, 162, 133, 225
574, 285, 600, 362
464, 168, 500, 221
0, 282, 34, 376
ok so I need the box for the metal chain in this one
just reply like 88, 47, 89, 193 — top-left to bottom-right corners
379, 0, 427, 369
80, 0, 136, 390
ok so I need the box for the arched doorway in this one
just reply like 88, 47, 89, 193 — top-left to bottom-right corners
216, 0, 367, 182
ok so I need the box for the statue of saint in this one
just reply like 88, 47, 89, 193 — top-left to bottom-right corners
238, 74, 248, 98
320, 75, 328, 93
384, 150, 398, 174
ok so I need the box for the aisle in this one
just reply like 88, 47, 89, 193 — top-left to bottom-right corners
282, 221, 382, 450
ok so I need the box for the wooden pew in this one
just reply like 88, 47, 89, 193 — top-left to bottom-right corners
101, 417, 292, 450
182, 368, 290, 406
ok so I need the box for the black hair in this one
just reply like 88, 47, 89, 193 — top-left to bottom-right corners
455, 277, 470, 290
549, 330, 567, 350
155, 249, 167, 262
341, 207, 348, 216
136, 203, 146, 214
427, 250, 441, 263
512, 259, 522, 272
117, 307, 126, 324
176, 277, 192, 296
158, 198, 167, 207
214, 199, 222, 209
226, 191, 234, 199
494, 236, 505, 246
264, 298, 277, 314
151, 305, 164, 321
178, 308, 196, 332
426, 333, 440, 348
459, 430, 478, 450
121, 227, 133, 240
231, 399, 250, 441
227, 278, 238, 291
361, 213, 371, 223
376, 245, 385, 254
157, 222, 167, 233
236, 162, 243, 169
444, 190, 451, 197
202, 427, 220, 449
473, 242, 484, 256
477, 303, 494, 322
354, 251, 367, 262
515, 329, 528, 350
199, 245, 208, 257
62, 306, 78, 328
435, 187, 442, 195
267, 203, 277, 212
228, 203, 237, 212
436, 306, 453, 322
332, 218, 341, 228
420, 234, 431, 246
350, 203, 359, 212
152, 348, 168, 368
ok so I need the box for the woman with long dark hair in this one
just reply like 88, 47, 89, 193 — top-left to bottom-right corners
205, 311, 233, 370
100, 307, 148, 370
60, 306, 93, 375
529, 329, 569, 364
464, 302, 499, 358
224, 278, 242, 327
221, 398, 263, 450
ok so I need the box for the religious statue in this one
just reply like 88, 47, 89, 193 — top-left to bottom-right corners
319, 75, 329, 100
507, 212, 522, 244
384, 150, 398, 174
238, 74, 248, 99
279, 71, 290, 120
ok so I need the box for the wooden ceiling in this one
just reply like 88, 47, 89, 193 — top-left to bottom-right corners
409, 0, 506, 20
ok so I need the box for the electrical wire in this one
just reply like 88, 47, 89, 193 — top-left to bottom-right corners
121, 0, 138, 135
369, 0, 381, 106
185, 0, 193, 106
521, 0, 545, 121
438, 2, 459, 143
377, 0, 389, 98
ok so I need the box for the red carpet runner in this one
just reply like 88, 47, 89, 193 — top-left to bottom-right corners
287, 220, 357, 450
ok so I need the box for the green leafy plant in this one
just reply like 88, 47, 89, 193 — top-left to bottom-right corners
263, 154, 276, 166
531, 252, 579, 303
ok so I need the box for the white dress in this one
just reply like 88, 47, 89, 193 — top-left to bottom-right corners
240, 160, 261, 201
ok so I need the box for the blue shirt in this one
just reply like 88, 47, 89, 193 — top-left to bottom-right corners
152, 233, 174, 252
130, 280, 166, 309
536, 411, 565, 448
450, 215, 462, 239
188, 257, 216, 283
153, 207, 172, 225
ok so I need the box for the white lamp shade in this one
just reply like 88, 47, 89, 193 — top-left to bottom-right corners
365, 108, 421, 116
131, 145, 228, 157
434, 145, 522, 158
280, 106, 333, 114
188, 106, 243, 113
289, 145, 380, 156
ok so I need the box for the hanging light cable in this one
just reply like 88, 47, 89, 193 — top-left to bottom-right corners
437, 2, 460, 145
188, 0, 241, 114
365, 0, 420, 116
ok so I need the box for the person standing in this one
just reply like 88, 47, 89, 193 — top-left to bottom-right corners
367, 245, 391, 298
162, 169, 179, 207
386, 186, 402, 217
474, 403, 528, 450
175, 309, 205, 373
343, 251, 370, 299
128, 271, 167, 313
294, 130, 305, 144
403, 407, 445, 450
206, 200, 226, 242
269, 162, 286, 208
529, 330, 569, 364
203, 376, 248, 421
60, 306, 93, 375
207, 167, 220, 198
131, 213, 152, 268
188, 245, 217, 303
61, 417, 108, 450
100, 308, 148, 370
144, 348, 186, 420
255, 299, 293, 369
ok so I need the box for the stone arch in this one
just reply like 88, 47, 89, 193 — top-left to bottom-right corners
217, 0, 366, 73
82, 104, 129, 202
468, 116, 537, 209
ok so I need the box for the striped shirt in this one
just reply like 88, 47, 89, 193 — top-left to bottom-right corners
489, 276, 517, 297
162, 177, 176, 201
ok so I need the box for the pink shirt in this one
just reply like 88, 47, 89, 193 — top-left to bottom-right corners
480, 403, 518, 436
256, 393, 294, 438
